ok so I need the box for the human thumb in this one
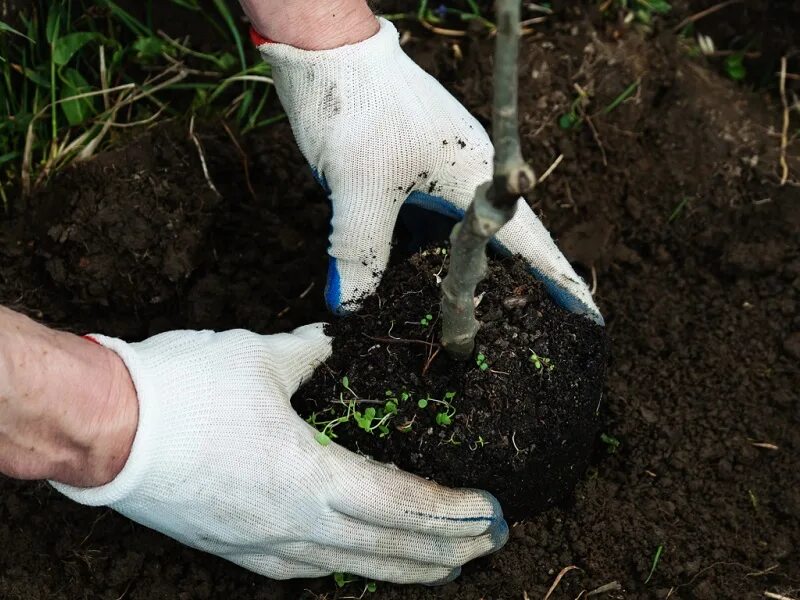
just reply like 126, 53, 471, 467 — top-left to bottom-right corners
267, 323, 333, 393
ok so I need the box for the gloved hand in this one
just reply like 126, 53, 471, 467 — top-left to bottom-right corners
51, 325, 507, 583
256, 17, 603, 324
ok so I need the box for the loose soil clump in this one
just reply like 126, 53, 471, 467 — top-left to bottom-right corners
297, 252, 607, 520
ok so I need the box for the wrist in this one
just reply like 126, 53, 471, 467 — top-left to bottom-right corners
242, 0, 378, 50
0, 308, 138, 486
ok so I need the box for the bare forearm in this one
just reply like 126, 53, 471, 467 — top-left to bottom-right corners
0, 306, 137, 486
239, 0, 378, 49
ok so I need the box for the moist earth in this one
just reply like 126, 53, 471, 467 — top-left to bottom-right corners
1, 3, 799, 599
296, 253, 607, 521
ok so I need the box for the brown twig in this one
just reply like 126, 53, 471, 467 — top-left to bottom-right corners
221, 120, 257, 202
363, 334, 440, 348
672, 0, 744, 33
544, 565, 581, 600
189, 115, 221, 197
421, 345, 442, 377
779, 56, 790, 185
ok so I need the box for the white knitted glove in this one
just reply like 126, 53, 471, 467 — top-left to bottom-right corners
50, 325, 507, 583
257, 17, 603, 325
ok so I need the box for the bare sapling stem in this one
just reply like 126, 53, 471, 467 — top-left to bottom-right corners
441, 0, 536, 360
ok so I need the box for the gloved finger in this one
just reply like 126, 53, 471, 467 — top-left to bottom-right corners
274, 542, 462, 585
326, 449, 503, 537
324, 174, 400, 315
230, 553, 330, 580
314, 511, 508, 567
494, 198, 602, 324
263, 323, 333, 393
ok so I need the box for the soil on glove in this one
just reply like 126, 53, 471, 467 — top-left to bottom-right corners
1, 1, 799, 599
296, 253, 607, 521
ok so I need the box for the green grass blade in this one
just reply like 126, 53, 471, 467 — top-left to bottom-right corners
644, 544, 664, 584
211, 0, 245, 71
668, 197, 691, 223
100, 0, 150, 37
603, 80, 640, 114
52, 31, 100, 66
0, 19, 34, 42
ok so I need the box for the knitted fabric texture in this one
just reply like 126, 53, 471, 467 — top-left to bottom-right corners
257, 18, 601, 323
51, 325, 506, 582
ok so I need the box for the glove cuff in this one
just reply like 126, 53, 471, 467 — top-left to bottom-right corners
256, 16, 399, 70
49, 334, 160, 507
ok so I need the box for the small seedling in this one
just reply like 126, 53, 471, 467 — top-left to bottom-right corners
417, 392, 457, 426
436, 409, 454, 426
748, 489, 759, 511
420, 313, 434, 327
476, 353, 490, 371
724, 53, 746, 81
601, 433, 621, 454
668, 196, 691, 223
441, 432, 461, 446
334, 572, 358, 587
529, 351, 555, 371
603, 80, 640, 115
608, 0, 671, 26
644, 544, 665, 584
470, 435, 488, 451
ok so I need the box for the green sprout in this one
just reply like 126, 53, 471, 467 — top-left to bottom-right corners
644, 544, 665, 584
603, 80, 640, 114
309, 377, 404, 444
558, 90, 589, 131
724, 52, 746, 81
420, 313, 434, 327
606, 0, 671, 26
601, 433, 621, 454
476, 353, 490, 371
333, 573, 377, 594
436, 409, 455, 426
470, 435, 487, 451
529, 351, 555, 371
748, 489, 759, 511
668, 197, 691, 223
416, 392, 457, 426
441, 432, 461, 446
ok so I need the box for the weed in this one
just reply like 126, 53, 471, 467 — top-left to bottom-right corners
748, 489, 758, 511
529, 351, 554, 371
420, 313, 434, 327
601, 433, 621, 453
558, 94, 586, 130
441, 431, 461, 446
0, 0, 277, 209
476, 353, 490, 371
605, 0, 671, 27
724, 52, 746, 81
416, 391, 457, 426
334, 572, 357, 587
603, 80, 640, 114
644, 544, 665, 584
469, 435, 487, 450
668, 197, 691, 223
309, 378, 413, 444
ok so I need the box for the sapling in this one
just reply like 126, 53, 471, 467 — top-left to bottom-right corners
441, 0, 536, 359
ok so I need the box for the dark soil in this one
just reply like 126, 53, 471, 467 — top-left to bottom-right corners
297, 253, 607, 521
1, 3, 799, 600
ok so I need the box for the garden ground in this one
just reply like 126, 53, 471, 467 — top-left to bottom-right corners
0, 2, 798, 598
